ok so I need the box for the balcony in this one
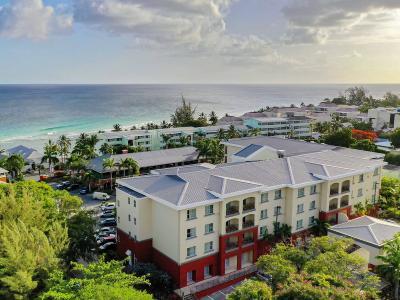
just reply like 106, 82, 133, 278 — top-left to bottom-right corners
341, 180, 350, 193
242, 214, 255, 229
330, 183, 339, 196
226, 201, 239, 217
243, 220, 255, 229
329, 198, 339, 211
340, 195, 349, 207
242, 197, 255, 213
243, 232, 254, 245
226, 218, 239, 233
226, 242, 239, 250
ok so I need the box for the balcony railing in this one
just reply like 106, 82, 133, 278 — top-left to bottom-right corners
329, 204, 338, 211
329, 190, 339, 196
226, 207, 239, 217
341, 187, 350, 193
243, 220, 254, 229
243, 204, 255, 212
226, 242, 239, 250
243, 237, 254, 245
226, 224, 239, 233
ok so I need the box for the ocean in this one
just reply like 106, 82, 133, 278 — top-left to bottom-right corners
1, 84, 400, 150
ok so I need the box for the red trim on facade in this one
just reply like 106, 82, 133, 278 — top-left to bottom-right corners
219, 226, 258, 275
117, 229, 153, 262
319, 206, 352, 224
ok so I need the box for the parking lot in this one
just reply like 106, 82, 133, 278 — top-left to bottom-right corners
200, 281, 243, 300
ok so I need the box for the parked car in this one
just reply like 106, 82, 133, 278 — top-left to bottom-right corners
95, 226, 116, 234
79, 188, 88, 195
100, 218, 116, 227
100, 212, 115, 219
97, 235, 116, 245
95, 232, 116, 240
62, 181, 71, 187
93, 192, 110, 200
55, 183, 64, 190
101, 203, 116, 211
67, 183, 79, 191
99, 242, 116, 251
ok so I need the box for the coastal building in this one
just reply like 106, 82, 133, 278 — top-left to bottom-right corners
86, 146, 199, 188
115, 144, 385, 298
221, 136, 335, 163
243, 116, 311, 138
328, 216, 400, 267
5, 145, 42, 165
98, 125, 247, 151
368, 107, 400, 130
0, 167, 8, 183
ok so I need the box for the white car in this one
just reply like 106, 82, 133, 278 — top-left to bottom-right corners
101, 203, 116, 211
93, 192, 111, 200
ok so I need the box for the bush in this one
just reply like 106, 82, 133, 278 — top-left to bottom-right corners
384, 151, 400, 165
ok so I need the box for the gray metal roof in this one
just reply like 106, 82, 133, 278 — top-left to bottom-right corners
234, 144, 264, 158
151, 163, 215, 175
87, 147, 199, 173
329, 216, 400, 247
6, 145, 42, 162
118, 148, 385, 209
225, 136, 335, 156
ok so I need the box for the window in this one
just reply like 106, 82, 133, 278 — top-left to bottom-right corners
260, 209, 268, 219
187, 209, 196, 220
274, 189, 282, 200
372, 194, 376, 203
128, 214, 131, 221
187, 270, 195, 283
134, 218, 136, 225
274, 206, 282, 216
309, 216, 315, 226
117, 200, 120, 207
204, 241, 213, 253
261, 192, 268, 203
359, 174, 364, 183
259, 226, 267, 237
296, 219, 303, 230
298, 188, 305, 198
134, 200, 136, 207
205, 205, 214, 216
374, 168, 379, 176
204, 265, 212, 278
187, 246, 196, 258
128, 197, 130, 205
205, 223, 214, 234
187, 228, 196, 239
117, 216, 120, 223
297, 204, 304, 214
309, 200, 316, 210
310, 185, 317, 195
357, 188, 363, 197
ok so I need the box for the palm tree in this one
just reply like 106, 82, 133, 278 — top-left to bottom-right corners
195, 139, 210, 161
120, 158, 129, 177
310, 219, 330, 236
102, 158, 115, 189
57, 135, 71, 165
179, 136, 189, 147
5, 154, 25, 180
216, 128, 226, 141
249, 128, 262, 137
125, 158, 140, 176
227, 125, 240, 139
83, 171, 97, 192
209, 111, 218, 125
161, 134, 172, 149
42, 140, 59, 174
66, 154, 87, 176
377, 234, 400, 300
99, 143, 113, 155
208, 139, 224, 164
113, 124, 122, 131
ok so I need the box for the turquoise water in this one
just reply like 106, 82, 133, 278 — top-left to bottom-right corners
1, 84, 400, 148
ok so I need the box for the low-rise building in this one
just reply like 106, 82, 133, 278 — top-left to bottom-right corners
0, 167, 8, 183
368, 107, 400, 130
115, 145, 385, 297
328, 216, 400, 267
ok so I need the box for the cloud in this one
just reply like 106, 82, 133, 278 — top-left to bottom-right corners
0, 0, 72, 40
73, 0, 282, 64
282, 0, 400, 44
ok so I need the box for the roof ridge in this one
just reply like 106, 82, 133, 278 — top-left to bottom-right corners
177, 181, 190, 206
213, 174, 262, 186
367, 223, 381, 244
286, 157, 295, 185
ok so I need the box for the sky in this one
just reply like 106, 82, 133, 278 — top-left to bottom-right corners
0, 0, 400, 84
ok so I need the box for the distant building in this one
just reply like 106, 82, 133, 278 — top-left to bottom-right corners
0, 167, 8, 183
86, 146, 200, 188
368, 107, 400, 130
243, 116, 311, 138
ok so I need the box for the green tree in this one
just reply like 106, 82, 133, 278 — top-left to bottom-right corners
390, 129, 400, 148
170, 96, 196, 127
351, 120, 373, 131
57, 135, 71, 165
323, 128, 354, 147
41, 259, 152, 300
228, 279, 272, 300
350, 139, 378, 152
113, 123, 122, 131
5, 154, 25, 180
42, 140, 59, 174
208, 139, 224, 164
125, 157, 140, 176
99, 143, 113, 155
64, 210, 96, 263
102, 158, 115, 189
377, 234, 400, 300
209, 111, 218, 125
256, 254, 296, 289
227, 125, 241, 139
310, 219, 330, 236
249, 128, 262, 137
216, 128, 226, 140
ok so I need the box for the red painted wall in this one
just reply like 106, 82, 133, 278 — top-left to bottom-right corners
117, 229, 153, 262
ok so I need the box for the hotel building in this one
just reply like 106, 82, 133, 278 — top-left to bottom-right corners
115, 141, 384, 298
